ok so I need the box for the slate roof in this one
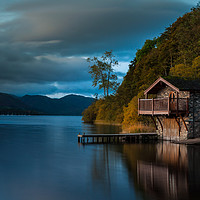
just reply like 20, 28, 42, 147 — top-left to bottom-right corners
164, 76, 200, 91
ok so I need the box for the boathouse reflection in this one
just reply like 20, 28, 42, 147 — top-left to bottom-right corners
137, 160, 188, 200
132, 143, 199, 200
136, 143, 189, 200
123, 142, 200, 200
90, 142, 200, 200
156, 143, 188, 169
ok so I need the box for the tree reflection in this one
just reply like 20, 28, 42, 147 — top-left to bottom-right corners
123, 142, 200, 200
137, 161, 188, 200
90, 144, 124, 196
90, 142, 200, 200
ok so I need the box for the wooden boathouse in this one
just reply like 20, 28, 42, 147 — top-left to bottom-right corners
138, 77, 200, 141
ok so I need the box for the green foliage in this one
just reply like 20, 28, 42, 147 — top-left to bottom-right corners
83, 7, 200, 126
82, 96, 124, 123
123, 92, 144, 126
191, 56, 200, 79
170, 64, 189, 78
87, 51, 119, 97
170, 56, 200, 79
82, 102, 98, 123
135, 38, 157, 63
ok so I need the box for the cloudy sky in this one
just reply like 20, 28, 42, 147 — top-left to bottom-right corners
0, 0, 198, 98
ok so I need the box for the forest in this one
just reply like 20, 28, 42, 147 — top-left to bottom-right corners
82, 5, 200, 132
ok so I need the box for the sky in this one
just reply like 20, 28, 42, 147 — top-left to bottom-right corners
0, 0, 199, 98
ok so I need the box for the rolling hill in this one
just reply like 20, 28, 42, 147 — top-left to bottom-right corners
0, 93, 94, 116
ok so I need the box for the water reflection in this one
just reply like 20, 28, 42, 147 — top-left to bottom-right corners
156, 143, 188, 169
125, 143, 200, 200
0, 116, 199, 200
89, 141, 200, 200
137, 160, 188, 200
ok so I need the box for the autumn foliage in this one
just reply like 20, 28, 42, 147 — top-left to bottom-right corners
82, 5, 200, 131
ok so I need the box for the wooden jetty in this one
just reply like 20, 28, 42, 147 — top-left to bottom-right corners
78, 133, 158, 144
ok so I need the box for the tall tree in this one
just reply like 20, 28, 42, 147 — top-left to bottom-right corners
87, 51, 119, 97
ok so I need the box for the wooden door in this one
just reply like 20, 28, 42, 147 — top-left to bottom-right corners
169, 92, 176, 111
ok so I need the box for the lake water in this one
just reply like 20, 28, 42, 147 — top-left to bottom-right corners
0, 116, 199, 200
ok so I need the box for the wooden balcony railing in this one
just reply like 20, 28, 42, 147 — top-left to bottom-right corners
138, 98, 189, 115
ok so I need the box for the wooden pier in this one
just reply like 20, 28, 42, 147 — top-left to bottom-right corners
78, 133, 158, 144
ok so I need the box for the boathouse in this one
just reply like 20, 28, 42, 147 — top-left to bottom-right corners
138, 77, 200, 140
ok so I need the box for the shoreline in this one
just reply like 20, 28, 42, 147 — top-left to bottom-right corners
94, 120, 121, 126
172, 138, 200, 145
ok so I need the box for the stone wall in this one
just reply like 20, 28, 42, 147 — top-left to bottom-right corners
190, 92, 200, 138
156, 86, 190, 98
156, 86, 191, 141
157, 86, 175, 98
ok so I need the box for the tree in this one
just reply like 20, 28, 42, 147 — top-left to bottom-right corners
192, 56, 200, 79
170, 56, 200, 79
83, 6, 200, 125
87, 51, 119, 97
135, 38, 157, 63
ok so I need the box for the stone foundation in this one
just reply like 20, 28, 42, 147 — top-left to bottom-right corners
155, 87, 200, 141
156, 116, 188, 141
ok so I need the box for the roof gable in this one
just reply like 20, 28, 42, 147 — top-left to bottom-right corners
144, 77, 179, 95
144, 76, 200, 95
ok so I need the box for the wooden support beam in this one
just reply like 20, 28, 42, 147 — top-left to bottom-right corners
168, 97, 170, 115
176, 93, 179, 116
138, 98, 140, 115
156, 116, 163, 137
151, 116, 158, 130
152, 98, 154, 116
78, 134, 81, 143
174, 117, 181, 137
179, 114, 188, 132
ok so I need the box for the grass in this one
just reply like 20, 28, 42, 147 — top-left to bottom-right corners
122, 123, 156, 133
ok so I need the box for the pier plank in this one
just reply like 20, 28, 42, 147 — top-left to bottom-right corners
78, 133, 157, 144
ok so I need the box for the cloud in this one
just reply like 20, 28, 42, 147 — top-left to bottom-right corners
0, 80, 98, 97
2, 0, 193, 55
0, 0, 197, 96
0, 44, 89, 84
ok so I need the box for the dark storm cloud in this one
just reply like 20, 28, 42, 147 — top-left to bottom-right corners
0, 44, 89, 83
3, 0, 192, 55
0, 43, 93, 96
0, 0, 197, 96
0, 80, 97, 97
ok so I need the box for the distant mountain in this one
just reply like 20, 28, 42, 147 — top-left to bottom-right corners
0, 93, 94, 115
21, 95, 57, 115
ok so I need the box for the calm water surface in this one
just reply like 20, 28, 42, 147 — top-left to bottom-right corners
0, 116, 199, 200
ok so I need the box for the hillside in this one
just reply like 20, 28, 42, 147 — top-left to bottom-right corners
0, 93, 94, 116
0, 92, 37, 115
82, 5, 200, 128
